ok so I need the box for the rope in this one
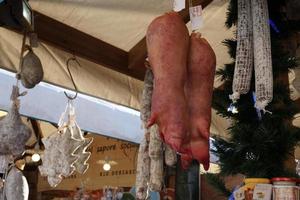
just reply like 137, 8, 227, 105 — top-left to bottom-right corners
255, 100, 272, 114
229, 92, 241, 103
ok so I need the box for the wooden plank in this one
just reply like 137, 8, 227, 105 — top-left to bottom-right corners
128, 37, 146, 70
175, 157, 200, 200
19, 0, 212, 81
30, 118, 43, 147
128, 0, 213, 72
33, 11, 144, 80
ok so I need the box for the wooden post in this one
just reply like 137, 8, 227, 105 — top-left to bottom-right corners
175, 156, 200, 200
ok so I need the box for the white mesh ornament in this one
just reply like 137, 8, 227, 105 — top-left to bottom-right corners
230, 0, 253, 102
252, 0, 273, 111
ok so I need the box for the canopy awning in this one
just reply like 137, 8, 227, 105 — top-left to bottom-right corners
0, 0, 233, 139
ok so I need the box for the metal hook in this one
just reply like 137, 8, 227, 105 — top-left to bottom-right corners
64, 56, 81, 100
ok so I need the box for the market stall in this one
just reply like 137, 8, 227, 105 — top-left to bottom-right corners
0, 0, 300, 199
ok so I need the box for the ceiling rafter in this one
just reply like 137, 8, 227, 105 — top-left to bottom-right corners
128, 0, 213, 75
33, 11, 138, 78
24, 0, 213, 81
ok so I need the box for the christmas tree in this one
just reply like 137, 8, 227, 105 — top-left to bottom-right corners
210, 0, 300, 193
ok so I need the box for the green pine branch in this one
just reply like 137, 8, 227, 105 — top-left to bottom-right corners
225, 0, 238, 28
204, 173, 232, 197
211, 0, 300, 180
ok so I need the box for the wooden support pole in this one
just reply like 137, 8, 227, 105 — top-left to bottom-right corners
175, 156, 200, 200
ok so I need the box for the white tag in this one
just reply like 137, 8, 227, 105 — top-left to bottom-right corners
173, 0, 185, 12
189, 5, 204, 31
233, 187, 245, 200
253, 184, 272, 200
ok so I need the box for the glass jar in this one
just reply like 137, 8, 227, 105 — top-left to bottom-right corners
271, 177, 298, 200
244, 178, 270, 200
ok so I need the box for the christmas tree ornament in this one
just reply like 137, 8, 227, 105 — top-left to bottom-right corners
252, 0, 273, 112
230, 0, 253, 102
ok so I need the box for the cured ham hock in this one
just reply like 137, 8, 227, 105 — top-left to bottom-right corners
145, 12, 216, 170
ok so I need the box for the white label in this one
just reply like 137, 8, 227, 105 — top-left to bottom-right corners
272, 186, 298, 200
234, 187, 245, 200
253, 184, 272, 200
173, 0, 185, 12
189, 5, 204, 31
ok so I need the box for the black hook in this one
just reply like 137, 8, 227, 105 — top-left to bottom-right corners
64, 56, 81, 100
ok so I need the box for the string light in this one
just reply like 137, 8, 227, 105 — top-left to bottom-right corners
103, 163, 111, 171
31, 153, 40, 162
227, 103, 239, 114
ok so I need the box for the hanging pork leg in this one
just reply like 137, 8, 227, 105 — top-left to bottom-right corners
182, 33, 216, 170
146, 12, 189, 152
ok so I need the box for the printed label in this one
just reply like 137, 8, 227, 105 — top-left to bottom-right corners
189, 5, 204, 31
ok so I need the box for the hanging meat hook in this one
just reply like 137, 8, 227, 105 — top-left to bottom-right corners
64, 56, 81, 100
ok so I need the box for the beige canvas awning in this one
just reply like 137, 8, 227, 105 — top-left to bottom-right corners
0, 0, 233, 138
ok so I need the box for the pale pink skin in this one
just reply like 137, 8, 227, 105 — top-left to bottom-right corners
181, 33, 216, 170
146, 12, 189, 152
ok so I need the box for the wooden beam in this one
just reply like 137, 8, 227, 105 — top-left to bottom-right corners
175, 157, 200, 200
33, 11, 144, 80
128, 0, 213, 73
27, 0, 212, 81
29, 118, 43, 147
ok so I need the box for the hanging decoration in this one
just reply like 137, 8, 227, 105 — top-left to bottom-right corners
230, 0, 253, 102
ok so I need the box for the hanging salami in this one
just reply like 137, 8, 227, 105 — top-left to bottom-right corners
252, 0, 273, 111
230, 0, 253, 102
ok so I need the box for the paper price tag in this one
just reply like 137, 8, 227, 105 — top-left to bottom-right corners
253, 184, 272, 200
233, 187, 245, 200
173, 0, 185, 12
189, 5, 204, 31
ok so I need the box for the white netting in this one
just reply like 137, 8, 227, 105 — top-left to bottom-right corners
252, 0, 273, 111
39, 100, 93, 187
230, 0, 253, 102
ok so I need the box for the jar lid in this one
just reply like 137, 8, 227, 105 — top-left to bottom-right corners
244, 178, 270, 184
271, 177, 297, 182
